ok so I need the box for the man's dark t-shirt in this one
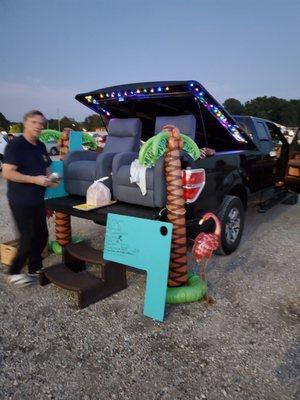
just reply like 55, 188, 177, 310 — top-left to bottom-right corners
3, 135, 51, 206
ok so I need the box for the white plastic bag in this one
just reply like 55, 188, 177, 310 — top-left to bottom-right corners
86, 177, 111, 206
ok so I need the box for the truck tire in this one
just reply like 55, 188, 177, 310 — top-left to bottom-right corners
282, 192, 298, 205
217, 195, 244, 255
50, 147, 58, 156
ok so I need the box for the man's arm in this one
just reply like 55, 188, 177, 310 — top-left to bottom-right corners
2, 164, 51, 187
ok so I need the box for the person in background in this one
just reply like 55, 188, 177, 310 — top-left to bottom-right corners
2, 110, 56, 286
59, 127, 71, 161
0, 127, 8, 135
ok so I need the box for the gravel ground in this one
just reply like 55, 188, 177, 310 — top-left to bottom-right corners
0, 177, 299, 400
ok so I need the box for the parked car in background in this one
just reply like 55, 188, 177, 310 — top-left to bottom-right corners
45, 140, 60, 156
0, 133, 8, 171
92, 132, 107, 149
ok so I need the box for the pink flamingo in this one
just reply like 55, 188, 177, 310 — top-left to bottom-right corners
192, 212, 221, 302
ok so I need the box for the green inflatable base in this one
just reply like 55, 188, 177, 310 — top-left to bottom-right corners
48, 236, 83, 256
166, 271, 207, 304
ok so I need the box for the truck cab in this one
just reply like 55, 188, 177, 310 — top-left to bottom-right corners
233, 115, 299, 193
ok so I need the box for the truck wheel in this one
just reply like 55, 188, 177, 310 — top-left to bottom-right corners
50, 147, 58, 156
217, 195, 244, 255
282, 192, 298, 205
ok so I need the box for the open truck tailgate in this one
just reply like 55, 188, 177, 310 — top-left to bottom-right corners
45, 196, 162, 225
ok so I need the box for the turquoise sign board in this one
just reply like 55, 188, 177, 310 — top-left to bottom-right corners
45, 160, 67, 199
103, 214, 173, 322
45, 131, 83, 199
69, 131, 83, 151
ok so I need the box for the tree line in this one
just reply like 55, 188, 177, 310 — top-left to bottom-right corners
1, 95, 299, 133
223, 97, 300, 126
0, 113, 107, 133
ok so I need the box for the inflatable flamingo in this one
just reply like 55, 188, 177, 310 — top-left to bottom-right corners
192, 213, 221, 301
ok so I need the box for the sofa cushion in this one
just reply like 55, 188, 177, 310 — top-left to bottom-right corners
65, 179, 93, 197
107, 118, 142, 137
68, 161, 96, 181
104, 118, 142, 153
116, 164, 154, 190
155, 115, 196, 139
115, 186, 156, 208
104, 137, 137, 154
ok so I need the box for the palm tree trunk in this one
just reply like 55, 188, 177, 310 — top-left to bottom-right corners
165, 131, 188, 287
55, 212, 71, 246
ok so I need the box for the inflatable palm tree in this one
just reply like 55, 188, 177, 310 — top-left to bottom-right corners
139, 125, 206, 287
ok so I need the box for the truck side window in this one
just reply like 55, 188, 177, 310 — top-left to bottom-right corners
256, 122, 270, 141
265, 122, 283, 158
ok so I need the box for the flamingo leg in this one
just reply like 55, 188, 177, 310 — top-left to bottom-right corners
200, 258, 216, 305
200, 258, 209, 282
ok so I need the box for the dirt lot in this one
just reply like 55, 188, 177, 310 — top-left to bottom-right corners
0, 177, 299, 400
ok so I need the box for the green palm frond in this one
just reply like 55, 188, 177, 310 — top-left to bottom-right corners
139, 136, 159, 167
39, 129, 61, 143
181, 134, 201, 160
82, 133, 97, 150
152, 131, 169, 159
138, 130, 204, 167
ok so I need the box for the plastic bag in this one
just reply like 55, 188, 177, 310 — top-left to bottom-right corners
86, 177, 111, 206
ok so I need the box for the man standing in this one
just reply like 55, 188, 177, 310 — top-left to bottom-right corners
2, 110, 54, 286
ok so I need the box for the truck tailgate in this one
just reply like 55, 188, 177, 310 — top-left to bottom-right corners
45, 196, 162, 225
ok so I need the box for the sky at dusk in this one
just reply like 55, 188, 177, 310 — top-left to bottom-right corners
0, 0, 299, 122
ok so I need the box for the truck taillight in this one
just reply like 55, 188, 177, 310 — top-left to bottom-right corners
181, 168, 206, 203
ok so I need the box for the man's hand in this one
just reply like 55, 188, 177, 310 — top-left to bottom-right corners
32, 175, 52, 187
48, 181, 59, 188
202, 147, 216, 157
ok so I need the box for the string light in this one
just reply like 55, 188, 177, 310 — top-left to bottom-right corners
83, 82, 247, 143
192, 85, 247, 143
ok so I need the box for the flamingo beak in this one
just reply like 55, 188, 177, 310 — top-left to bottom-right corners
199, 218, 204, 225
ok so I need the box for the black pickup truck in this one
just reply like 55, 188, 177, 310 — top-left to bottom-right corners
48, 80, 299, 255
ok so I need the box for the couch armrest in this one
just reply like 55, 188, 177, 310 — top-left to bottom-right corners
112, 152, 139, 175
95, 152, 118, 179
64, 150, 98, 168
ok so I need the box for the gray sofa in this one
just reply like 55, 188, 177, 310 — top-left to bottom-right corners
63, 118, 142, 197
112, 115, 196, 208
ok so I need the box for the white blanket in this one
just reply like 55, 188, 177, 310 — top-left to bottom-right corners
130, 159, 147, 195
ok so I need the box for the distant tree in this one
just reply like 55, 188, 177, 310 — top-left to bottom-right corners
0, 112, 10, 131
243, 96, 293, 125
46, 118, 60, 130
223, 98, 245, 115
279, 99, 300, 126
60, 116, 81, 131
83, 114, 106, 131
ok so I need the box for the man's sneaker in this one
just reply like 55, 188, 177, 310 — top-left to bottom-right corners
28, 271, 41, 278
8, 274, 34, 287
